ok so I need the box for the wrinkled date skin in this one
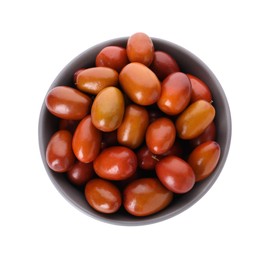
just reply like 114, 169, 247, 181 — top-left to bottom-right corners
176, 100, 215, 140
157, 72, 192, 115
126, 32, 154, 66
117, 104, 149, 149
187, 74, 212, 103
46, 130, 75, 172
156, 156, 195, 193
188, 141, 221, 182
72, 115, 102, 163
46, 86, 92, 120
67, 161, 94, 186
96, 46, 129, 72
76, 67, 118, 95
85, 179, 121, 214
94, 146, 137, 180
150, 51, 180, 81
91, 87, 125, 132
119, 62, 161, 106
146, 117, 176, 155
123, 178, 173, 217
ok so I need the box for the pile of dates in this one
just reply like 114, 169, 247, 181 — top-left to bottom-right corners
45, 32, 221, 217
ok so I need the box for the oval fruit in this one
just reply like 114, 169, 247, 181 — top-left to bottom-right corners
150, 51, 180, 81
74, 68, 85, 83
187, 74, 212, 103
119, 62, 161, 106
137, 141, 184, 171
85, 179, 121, 214
156, 156, 195, 193
137, 145, 160, 170
67, 161, 94, 186
117, 104, 149, 149
157, 72, 192, 115
46, 130, 75, 172
94, 146, 137, 180
190, 122, 216, 148
176, 100, 215, 140
123, 178, 173, 216
96, 46, 129, 72
76, 67, 118, 94
146, 117, 176, 155
126, 32, 154, 66
72, 115, 102, 163
188, 141, 221, 182
91, 87, 125, 132
46, 86, 91, 120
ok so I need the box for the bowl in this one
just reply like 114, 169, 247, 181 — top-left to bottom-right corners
38, 37, 231, 225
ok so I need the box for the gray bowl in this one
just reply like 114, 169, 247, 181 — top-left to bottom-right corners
38, 37, 231, 226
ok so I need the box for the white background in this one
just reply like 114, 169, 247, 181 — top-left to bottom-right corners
1, 0, 272, 259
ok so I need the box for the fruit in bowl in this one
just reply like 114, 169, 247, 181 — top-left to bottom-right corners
39, 32, 231, 225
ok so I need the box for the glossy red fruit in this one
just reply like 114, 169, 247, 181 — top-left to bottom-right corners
146, 117, 176, 155
187, 74, 212, 103
46, 130, 75, 172
96, 46, 129, 72
76, 67, 118, 94
46, 86, 92, 120
190, 122, 216, 148
126, 32, 154, 66
117, 104, 149, 149
74, 68, 85, 83
123, 178, 173, 216
94, 146, 137, 180
91, 86, 125, 132
137, 145, 160, 170
156, 156, 195, 193
119, 62, 161, 106
188, 141, 221, 182
150, 51, 180, 81
137, 142, 184, 171
67, 161, 94, 186
157, 72, 191, 115
176, 100, 215, 140
72, 115, 102, 163
85, 179, 121, 214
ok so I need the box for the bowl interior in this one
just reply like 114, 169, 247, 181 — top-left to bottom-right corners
38, 37, 231, 226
